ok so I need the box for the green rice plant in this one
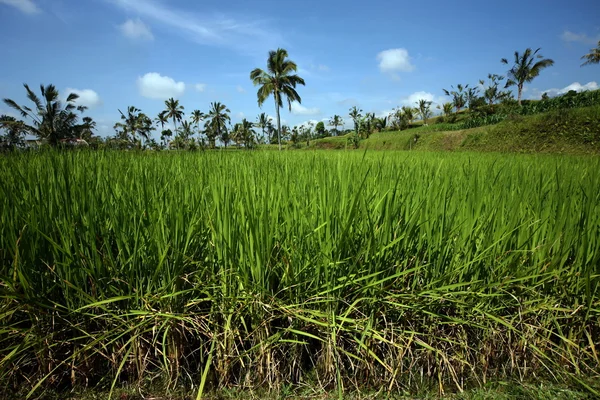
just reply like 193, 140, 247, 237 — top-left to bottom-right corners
0, 150, 599, 399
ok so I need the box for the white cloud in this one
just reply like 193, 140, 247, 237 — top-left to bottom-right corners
105, 0, 283, 53
0, 0, 39, 14
291, 102, 321, 116
377, 48, 415, 74
195, 83, 207, 92
235, 112, 245, 119
119, 18, 154, 41
401, 91, 448, 107
561, 31, 600, 45
65, 88, 102, 108
236, 85, 245, 93
317, 64, 329, 72
137, 72, 185, 99
542, 81, 598, 97
297, 119, 319, 129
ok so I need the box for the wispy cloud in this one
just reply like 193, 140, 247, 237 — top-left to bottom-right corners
291, 102, 321, 116
119, 18, 154, 41
561, 30, 600, 45
104, 0, 284, 53
0, 0, 40, 14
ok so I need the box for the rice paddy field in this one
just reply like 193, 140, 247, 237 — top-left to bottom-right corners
1, 150, 599, 399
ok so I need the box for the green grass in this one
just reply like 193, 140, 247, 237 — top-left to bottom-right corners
301, 105, 600, 154
0, 150, 599, 399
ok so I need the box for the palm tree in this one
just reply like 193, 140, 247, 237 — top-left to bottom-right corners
501, 48, 554, 105
191, 110, 205, 136
236, 118, 257, 148
442, 102, 453, 117
250, 48, 306, 150
465, 87, 480, 110
416, 99, 433, 125
328, 115, 343, 136
178, 120, 194, 140
443, 84, 468, 113
348, 106, 363, 135
3, 84, 86, 146
156, 111, 168, 130
115, 106, 154, 148
78, 116, 96, 141
479, 74, 510, 106
581, 41, 600, 67
256, 112, 270, 142
400, 106, 414, 126
205, 101, 230, 148
163, 98, 185, 133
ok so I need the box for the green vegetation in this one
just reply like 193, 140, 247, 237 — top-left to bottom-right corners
250, 48, 305, 150
581, 40, 600, 67
1, 151, 599, 399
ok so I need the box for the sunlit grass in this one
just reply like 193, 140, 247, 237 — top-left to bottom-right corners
0, 150, 599, 399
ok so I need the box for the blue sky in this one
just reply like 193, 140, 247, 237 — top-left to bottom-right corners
0, 0, 599, 137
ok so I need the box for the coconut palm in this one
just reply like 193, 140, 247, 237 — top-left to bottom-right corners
479, 74, 510, 106
399, 106, 414, 126
163, 98, 185, 133
416, 99, 433, 125
78, 116, 97, 141
581, 41, 600, 67
3, 84, 86, 146
250, 48, 305, 150
178, 120, 194, 140
205, 102, 230, 148
156, 111, 168, 130
115, 106, 155, 148
442, 102, 453, 117
465, 87, 480, 110
443, 84, 468, 113
348, 106, 363, 135
191, 110, 205, 135
501, 48, 554, 105
328, 115, 343, 136
256, 112, 270, 142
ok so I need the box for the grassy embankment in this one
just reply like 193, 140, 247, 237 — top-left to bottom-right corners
306, 105, 600, 154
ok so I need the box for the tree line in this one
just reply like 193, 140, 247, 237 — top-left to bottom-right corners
2, 41, 599, 151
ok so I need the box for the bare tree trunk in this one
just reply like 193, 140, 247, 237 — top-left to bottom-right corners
518, 84, 523, 106
274, 96, 282, 151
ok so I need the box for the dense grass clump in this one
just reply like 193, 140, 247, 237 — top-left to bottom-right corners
0, 151, 599, 398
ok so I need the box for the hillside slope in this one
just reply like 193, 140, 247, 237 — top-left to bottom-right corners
307, 105, 600, 154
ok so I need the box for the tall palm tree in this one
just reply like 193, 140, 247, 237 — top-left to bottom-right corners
443, 84, 468, 113
502, 48, 554, 105
348, 106, 363, 135
163, 98, 185, 133
416, 99, 433, 125
115, 106, 154, 148
581, 41, 600, 67
3, 84, 85, 146
256, 112, 270, 142
178, 120, 194, 140
156, 111, 168, 131
191, 110, 205, 135
250, 48, 305, 150
328, 115, 343, 136
205, 102, 230, 148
